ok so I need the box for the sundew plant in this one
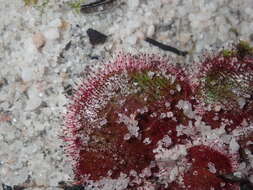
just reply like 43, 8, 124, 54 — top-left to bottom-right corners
64, 43, 253, 190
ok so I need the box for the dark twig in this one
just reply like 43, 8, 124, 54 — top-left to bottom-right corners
145, 37, 188, 56
2, 184, 25, 190
2, 183, 85, 190
58, 181, 85, 190
80, 0, 116, 13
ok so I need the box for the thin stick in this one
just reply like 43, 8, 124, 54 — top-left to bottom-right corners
145, 37, 188, 56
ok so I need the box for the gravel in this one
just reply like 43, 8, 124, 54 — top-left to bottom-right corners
0, 0, 253, 189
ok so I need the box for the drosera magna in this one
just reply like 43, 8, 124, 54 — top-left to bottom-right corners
195, 41, 253, 132
64, 53, 195, 188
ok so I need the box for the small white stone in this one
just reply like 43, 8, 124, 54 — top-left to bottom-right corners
147, 25, 155, 37
32, 32, 46, 50
135, 30, 145, 40
33, 120, 45, 131
21, 67, 34, 82
229, 138, 240, 154
176, 100, 195, 119
167, 112, 173, 118
160, 112, 167, 119
143, 137, 151, 145
128, 0, 139, 10
48, 18, 62, 27
234, 172, 242, 178
237, 97, 246, 109
161, 135, 172, 147
24, 37, 36, 56
169, 167, 179, 181
208, 162, 216, 174
170, 90, 175, 95
127, 35, 137, 45
100, 119, 107, 126
147, 71, 155, 78
220, 182, 226, 187
26, 87, 42, 110
165, 102, 171, 108
44, 27, 60, 40
214, 104, 222, 112
176, 84, 181, 92
124, 133, 131, 140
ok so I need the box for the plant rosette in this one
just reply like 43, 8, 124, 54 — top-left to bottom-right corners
193, 42, 253, 131
64, 46, 253, 190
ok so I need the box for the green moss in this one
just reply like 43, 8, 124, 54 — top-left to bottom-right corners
131, 71, 171, 101
23, 0, 38, 6
222, 41, 253, 58
23, 0, 49, 15
229, 27, 239, 36
237, 40, 253, 57
203, 72, 237, 104
222, 49, 236, 57
35, 0, 49, 15
68, 0, 86, 13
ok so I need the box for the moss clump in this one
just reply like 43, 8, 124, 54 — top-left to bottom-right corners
222, 41, 253, 58
221, 49, 236, 57
229, 27, 239, 36
23, 0, 38, 6
68, 0, 86, 13
236, 40, 253, 58
23, 0, 50, 15
131, 71, 171, 101
203, 71, 237, 104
